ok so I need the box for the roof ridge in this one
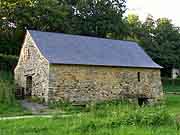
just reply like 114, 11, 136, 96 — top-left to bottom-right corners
28, 29, 137, 45
28, 30, 162, 69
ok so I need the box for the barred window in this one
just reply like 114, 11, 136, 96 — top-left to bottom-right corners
24, 48, 30, 61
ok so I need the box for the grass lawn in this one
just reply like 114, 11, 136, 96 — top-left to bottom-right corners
166, 94, 180, 115
0, 118, 177, 135
163, 85, 180, 92
0, 95, 180, 135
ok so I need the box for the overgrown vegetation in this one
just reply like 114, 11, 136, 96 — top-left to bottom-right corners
1, 95, 180, 134
162, 78, 180, 92
0, 54, 18, 71
0, 71, 16, 104
0, 71, 29, 116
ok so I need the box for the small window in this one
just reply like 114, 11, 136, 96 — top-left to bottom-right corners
26, 76, 32, 97
27, 49, 30, 59
24, 48, 30, 61
137, 72, 141, 82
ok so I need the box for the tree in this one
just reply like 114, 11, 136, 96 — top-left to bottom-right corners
70, 0, 127, 39
0, 0, 128, 56
125, 14, 142, 41
126, 14, 180, 69
0, 0, 70, 55
154, 18, 180, 68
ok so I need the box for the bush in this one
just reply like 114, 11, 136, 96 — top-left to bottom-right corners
0, 71, 16, 105
162, 78, 180, 86
0, 54, 18, 71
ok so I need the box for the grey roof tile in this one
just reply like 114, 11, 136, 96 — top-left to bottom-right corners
28, 30, 162, 69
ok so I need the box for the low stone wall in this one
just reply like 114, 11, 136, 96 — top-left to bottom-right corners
48, 64, 163, 104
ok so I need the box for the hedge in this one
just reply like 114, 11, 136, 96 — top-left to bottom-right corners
0, 54, 18, 71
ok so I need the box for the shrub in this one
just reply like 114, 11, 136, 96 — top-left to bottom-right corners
0, 71, 16, 105
0, 54, 18, 71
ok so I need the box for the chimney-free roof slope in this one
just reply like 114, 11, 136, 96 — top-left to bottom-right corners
28, 30, 162, 69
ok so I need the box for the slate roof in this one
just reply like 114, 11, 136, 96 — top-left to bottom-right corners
28, 30, 162, 69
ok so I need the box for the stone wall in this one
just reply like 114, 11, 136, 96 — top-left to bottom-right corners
48, 64, 163, 104
14, 31, 49, 102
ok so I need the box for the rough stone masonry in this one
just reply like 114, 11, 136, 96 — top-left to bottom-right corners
48, 65, 163, 104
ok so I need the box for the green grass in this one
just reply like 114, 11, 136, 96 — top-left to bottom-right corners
163, 85, 180, 92
0, 96, 180, 135
166, 94, 180, 115
0, 102, 30, 117
0, 118, 178, 135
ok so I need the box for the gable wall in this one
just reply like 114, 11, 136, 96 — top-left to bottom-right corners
14, 31, 49, 102
48, 64, 163, 104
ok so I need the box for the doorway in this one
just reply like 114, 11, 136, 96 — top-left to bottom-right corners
26, 76, 32, 97
138, 97, 148, 106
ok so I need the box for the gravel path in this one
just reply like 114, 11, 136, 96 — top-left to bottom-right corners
0, 100, 80, 121
0, 114, 80, 121
20, 100, 48, 114
0, 115, 53, 120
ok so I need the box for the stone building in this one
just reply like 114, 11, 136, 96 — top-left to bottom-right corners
14, 30, 163, 104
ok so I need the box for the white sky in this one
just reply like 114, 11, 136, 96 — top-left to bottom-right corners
127, 0, 180, 26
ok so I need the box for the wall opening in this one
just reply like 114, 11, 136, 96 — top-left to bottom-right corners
137, 72, 141, 82
26, 76, 32, 97
138, 97, 148, 106
15, 87, 25, 100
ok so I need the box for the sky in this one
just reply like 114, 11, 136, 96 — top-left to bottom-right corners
127, 0, 180, 26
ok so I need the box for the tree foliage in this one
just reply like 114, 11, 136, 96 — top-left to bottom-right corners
126, 15, 180, 68
0, 0, 180, 70
71, 0, 127, 38
0, 0, 70, 55
0, 0, 127, 55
